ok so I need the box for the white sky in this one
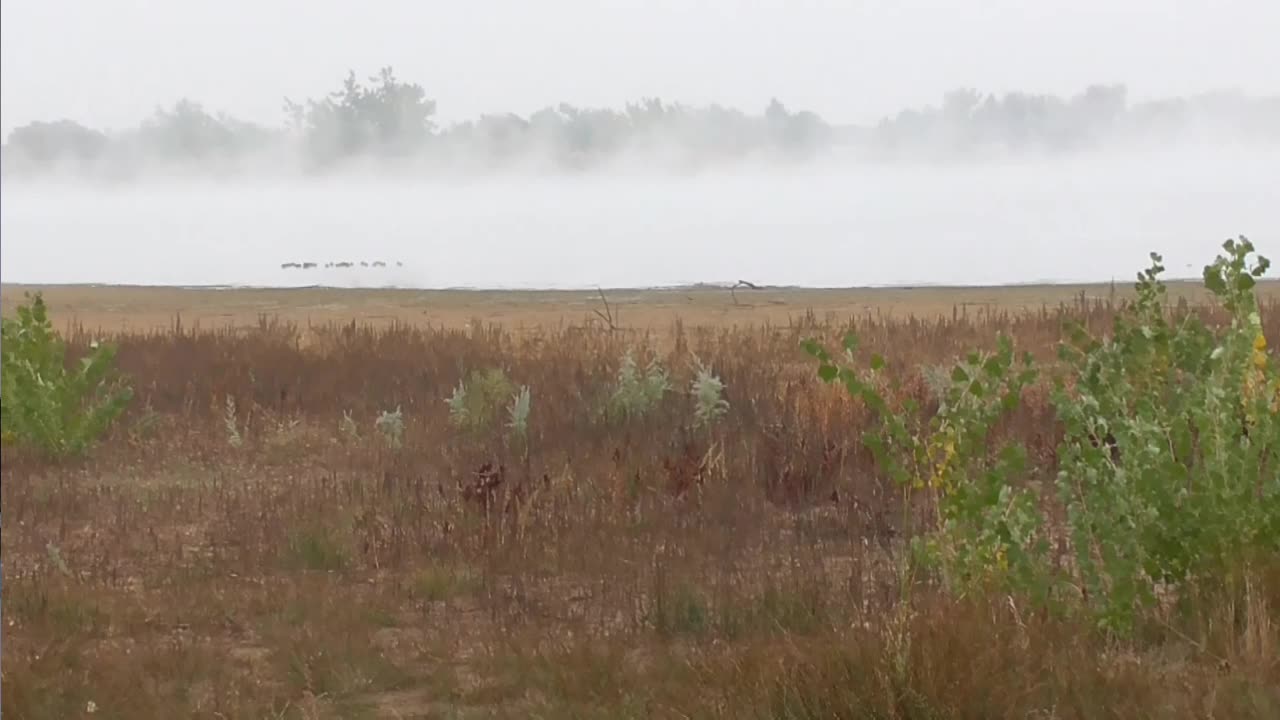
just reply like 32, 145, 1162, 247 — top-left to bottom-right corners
3, 0, 1278, 135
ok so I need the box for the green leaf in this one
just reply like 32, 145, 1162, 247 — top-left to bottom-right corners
1203, 267, 1226, 294
843, 376, 865, 396
841, 333, 859, 354
801, 339, 827, 361
983, 356, 1004, 378
1001, 393, 1019, 412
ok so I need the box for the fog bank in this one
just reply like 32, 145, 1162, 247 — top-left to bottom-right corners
3, 145, 1275, 290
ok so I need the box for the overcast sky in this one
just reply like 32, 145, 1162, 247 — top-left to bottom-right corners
3, 0, 1278, 135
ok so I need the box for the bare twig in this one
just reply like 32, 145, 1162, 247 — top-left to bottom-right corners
730, 279, 761, 306
592, 288, 618, 331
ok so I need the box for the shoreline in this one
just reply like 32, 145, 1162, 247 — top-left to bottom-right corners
0, 275, 1229, 293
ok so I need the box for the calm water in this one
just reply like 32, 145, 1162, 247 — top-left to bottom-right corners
3, 147, 1277, 289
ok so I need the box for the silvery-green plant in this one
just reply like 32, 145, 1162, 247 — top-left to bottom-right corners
445, 380, 469, 428
507, 385, 531, 440
375, 406, 404, 448
920, 363, 953, 412
608, 350, 671, 422
340, 409, 360, 441
46, 541, 73, 578
690, 358, 729, 429
224, 395, 243, 448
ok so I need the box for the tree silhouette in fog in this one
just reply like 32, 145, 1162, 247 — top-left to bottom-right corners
4, 120, 108, 171
3, 69, 1277, 179
284, 67, 437, 165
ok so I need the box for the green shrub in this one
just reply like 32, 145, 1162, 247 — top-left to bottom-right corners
606, 350, 670, 422
804, 332, 1045, 602
445, 367, 515, 434
375, 405, 404, 448
507, 385, 531, 442
284, 525, 349, 572
690, 358, 729, 430
1, 292, 133, 457
806, 237, 1279, 635
1053, 238, 1279, 633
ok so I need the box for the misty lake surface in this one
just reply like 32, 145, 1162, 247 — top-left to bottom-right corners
2, 147, 1277, 289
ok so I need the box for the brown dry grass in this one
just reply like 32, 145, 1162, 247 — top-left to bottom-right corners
3, 286, 1279, 719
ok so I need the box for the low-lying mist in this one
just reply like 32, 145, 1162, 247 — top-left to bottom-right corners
3, 143, 1276, 290
3, 73, 1277, 289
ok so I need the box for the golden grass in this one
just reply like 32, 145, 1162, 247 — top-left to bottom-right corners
7, 280, 1279, 334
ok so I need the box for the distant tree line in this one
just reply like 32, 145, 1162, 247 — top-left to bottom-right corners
861, 85, 1280, 158
3, 68, 1277, 179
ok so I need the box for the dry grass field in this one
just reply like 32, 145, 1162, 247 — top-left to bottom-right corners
8, 280, 1279, 334
2, 279, 1279, 719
